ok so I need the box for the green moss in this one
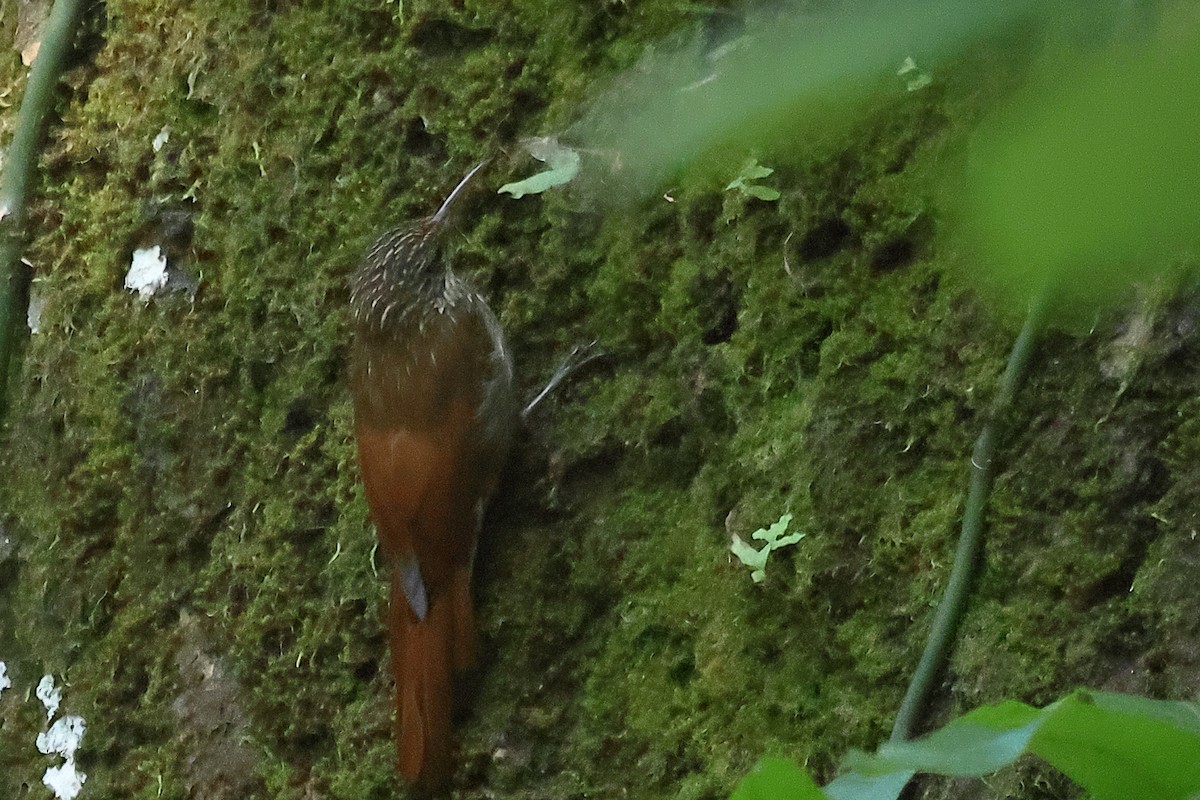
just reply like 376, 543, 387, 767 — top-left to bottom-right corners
2, 2, 1199, 800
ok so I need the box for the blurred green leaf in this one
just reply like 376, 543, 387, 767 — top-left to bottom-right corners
1030, 691, 1200, 800
949, 21, 1200, 316
499, 137, 581, 198
818, 690, 1200, 800
822, 770, 912, 800
731, 757, 827, 800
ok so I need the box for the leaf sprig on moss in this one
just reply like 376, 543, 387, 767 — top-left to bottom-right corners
730, 513, 803, 583
724, 158, 780, 201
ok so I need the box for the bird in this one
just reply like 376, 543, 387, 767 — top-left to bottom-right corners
347, 161, 516, 790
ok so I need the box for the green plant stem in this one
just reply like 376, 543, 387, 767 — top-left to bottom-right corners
890, 289, 1050, 742
0, 0, 85, 418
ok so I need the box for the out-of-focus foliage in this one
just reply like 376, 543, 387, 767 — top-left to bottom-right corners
946, 8, 1200, 317
734, 689, 1200, 800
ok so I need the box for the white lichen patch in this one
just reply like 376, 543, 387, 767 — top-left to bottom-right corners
37, 715, 87, 800
0, 660, 11, 697
152, 125, 170, 153
37, 674, 61, 719
125, 245, 169, 299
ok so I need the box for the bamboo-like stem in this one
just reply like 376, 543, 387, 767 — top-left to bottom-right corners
890, 289, 1050, 742
0, 0, 85, 418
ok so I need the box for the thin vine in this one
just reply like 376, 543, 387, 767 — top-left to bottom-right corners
0, 0, 86, 419
891, 289, 1050, 742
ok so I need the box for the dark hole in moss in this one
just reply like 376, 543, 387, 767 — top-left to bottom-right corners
71, 508, 117, 558
260, 627, 296, 656
178, 90, 219, 125
883, 135, 921, 175
669, 654, 696, 686
695, 386, 733, 439
408, 18, 493, 55
353, 659, 379, 682
700, 281, 734, 345
287, 526, 326, 551
323, 348, 346, 387
283, 398, 317, 437
247, 358, 276, 393
650, 430, 708, 489
1075, 521, 1161, 611
1124, 455, 1170, 505
798, 217, 853, 261
696, 268, 739, 346
61, 3, 107, 70
799, 317, 834, 376
265, 224, 288, 246
0, 558, 16, 596
643, 207, 678, 242
113, 661, 152, 705
228, 582, 249, 617
632, 623, 671, 652
682, 194, 721, 245
313, 498, 339, 530
402, 116, 441, 158
1144, 648, 1168, 673
869, 236, 917, 274
496, 88, 548, 140
353, 9, 399, 51
290, 723, 335, 757
556, 444, 625, 503
872, 215, 933, 273
193, 502, 233, 552
184, 528, 214, 567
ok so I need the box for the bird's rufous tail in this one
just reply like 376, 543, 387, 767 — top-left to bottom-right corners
390, 566, 475, 790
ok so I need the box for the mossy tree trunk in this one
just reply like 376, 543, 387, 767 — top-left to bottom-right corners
1, 3, 1197, 799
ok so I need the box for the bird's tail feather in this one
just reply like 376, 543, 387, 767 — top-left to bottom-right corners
390, 567, 474, 789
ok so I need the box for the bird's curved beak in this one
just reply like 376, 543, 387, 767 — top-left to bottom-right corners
430, 159, 489, 226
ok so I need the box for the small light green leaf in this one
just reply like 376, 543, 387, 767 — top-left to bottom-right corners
753, 513, 794, 545
732, 513, 802, 583
499, 137, 581, 198
740, 160, 774, 181
724, 158, 780, 202
744, 184, 781, 201
730, 534, 768, 583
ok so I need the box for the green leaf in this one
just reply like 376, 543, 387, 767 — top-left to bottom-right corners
498, 137, 581, 198
754, 513, 797, 546
731, 757, 827, 800
822, 770, 913, 800
724, 158, 780, 201
817, 690, 1200, 800
729, 533, 768, 583
1029, 690, 1200, 800
867, 700, 1044, 776
739, 159, 774, 181
744, 184, 781, 201
732, 513, 803, 583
